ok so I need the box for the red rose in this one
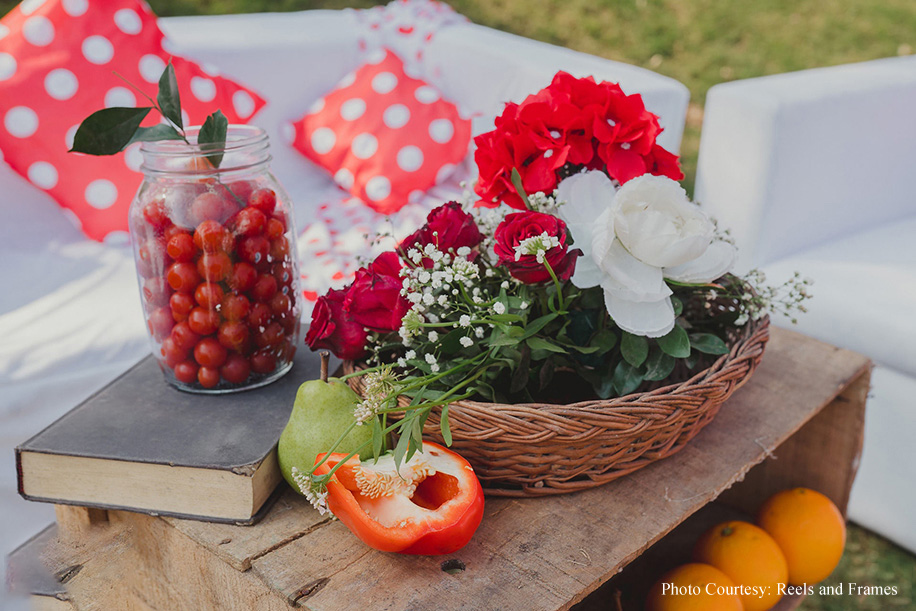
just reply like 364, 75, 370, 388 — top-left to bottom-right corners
493, 211, 580, 284
474, 71, 682, 209
344, 252, 410, 332
399, 202, 483, 267
305, 288, 369, 360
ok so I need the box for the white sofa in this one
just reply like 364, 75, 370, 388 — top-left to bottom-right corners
0, 6, 689, 605
695, 55, 916, 553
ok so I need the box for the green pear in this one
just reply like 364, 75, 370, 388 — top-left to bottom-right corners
278, 376, 372, 495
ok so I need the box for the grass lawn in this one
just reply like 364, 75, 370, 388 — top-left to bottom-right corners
2, 0, 914, 607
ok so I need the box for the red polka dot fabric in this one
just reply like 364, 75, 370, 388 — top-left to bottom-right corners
0, 0, 266, 243
291, 49, 470, 216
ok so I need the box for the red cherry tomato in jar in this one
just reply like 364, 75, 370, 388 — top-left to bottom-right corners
143, 277, 171, 307
272, 262, 294, 288
248, 188, 277, 215
138, 239, 170, 278
270, 237, 290, 261
197, 252, 233, 283
174, 360, 199, 384
229, 262, 258, 292
255, 321, 285, 349
221, 293, 250, 322
248, 302, 272, 328
167, 233, 197, 262
161, 336, 188, 368
250, 349, 277, 374
197, 366, 221, 389
217, 321, 250, 352
167, 262, 201, 293
194, 220, 231, 253
232, 207, 267, 237
142, 199, 172, 231
191, 192, 236, 225
171, 321, 201, 352
220, 354, 251, 385
269, 293, 292, 317
194, 337, 228, 368
225, 180, 256, 204
251, 275, 278, 302
188, 306, 221, 336
164, 224, 191, 241
148, 306, 175, 341
170, 292, 195, 322
266, 217, 285, 240
279, 313, 299, 335
238, 235, 269, 265
194, 282, 224, 309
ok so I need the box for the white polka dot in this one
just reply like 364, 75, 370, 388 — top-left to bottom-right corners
190, 77, 216, 102
65, 124, 79, 149
61, 0, 88, 17
436, 163, 457, 183
365, 176, 391, 202
201, 63, 221, 77
0, 24, 8, 40
105, 87, 136, 108
308, 97, 325, 114
337, 71, 357, 88
125, 144, 143, 171
44, 68, 78, 100
415, 86, 440, 104
232, 90, 255, 119
138, 55, 165, 83
351, 133, 378, 159
4, 107, 39, 138
82, 36, 114, 65
383, 104, 410, 129
310, 127, 336, 154
371, 72, 398, 94
340, 98, 366, 121
181, 109, 190, 127
367, 50, 386, 65
104, 230, 130, 246
20, 0, 47, 16
281, 122, 295, 145
0, 53, 16, 82
114, 8, 142, 34
161, 37, 177, 54
408, 189, 425, 204
23, 16, 54, 46
397, 146, 424, 172
429, 118, 455, 143
85, 180, 118, 209
27, 161, 58, 188
334, 168, 354, 190
61, 208, 82, 229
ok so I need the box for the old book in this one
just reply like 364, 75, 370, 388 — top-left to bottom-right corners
16, 350, 335, 524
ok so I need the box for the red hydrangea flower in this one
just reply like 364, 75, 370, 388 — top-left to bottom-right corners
399, 202, 483, 268
305, 288, 369, 360
344, 252, 410, 332
474, 71, 683, 210
493, 211, 580, 284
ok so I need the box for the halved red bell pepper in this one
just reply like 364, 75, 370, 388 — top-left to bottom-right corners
313, 441, 484, 555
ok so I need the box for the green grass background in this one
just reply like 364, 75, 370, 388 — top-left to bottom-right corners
2, 0, 915, 607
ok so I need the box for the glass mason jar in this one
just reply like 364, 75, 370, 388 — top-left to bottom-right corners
129, 126, 301, 393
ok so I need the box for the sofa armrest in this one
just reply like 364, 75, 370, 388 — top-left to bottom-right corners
695, 56, 916, 271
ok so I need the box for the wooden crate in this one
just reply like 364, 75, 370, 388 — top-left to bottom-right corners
17, 328, 870, 610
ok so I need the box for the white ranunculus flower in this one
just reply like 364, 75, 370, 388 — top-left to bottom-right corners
556, 171, 736, 338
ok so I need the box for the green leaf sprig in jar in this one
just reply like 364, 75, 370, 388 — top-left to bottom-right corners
70, 63, 301, 393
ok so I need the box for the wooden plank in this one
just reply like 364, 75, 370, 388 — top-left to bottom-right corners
54, 505, 108, 542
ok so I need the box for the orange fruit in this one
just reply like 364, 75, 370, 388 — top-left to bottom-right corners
646, 563, 744, 611
757, 488, 846, 584
693, 521, 787, 611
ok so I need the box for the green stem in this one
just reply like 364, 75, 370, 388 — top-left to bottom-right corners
543, 260, 566, 312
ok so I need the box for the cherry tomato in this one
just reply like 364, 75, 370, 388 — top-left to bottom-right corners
266, 217, 285, 240
221, 293, 250, 321
277, 340, 297, 362
167, 233, 197, 262
225, 180, 256, 205
232, 207, 267, 237
161, 336, 188, 368
248, 188, 277, 215
279, 312, 299, 335
191, 192, 236, 225
217, 321, 250, 352
194, 337, 228, 368
248, 302, 272, 328
148, 306, 175, 340
173, 360, 199, 384
250, 349, 277, 374
188, 307, 221, 336
197, 252, 233, 283
197, 366, 221, 389
194, 220, 231, 253
143, 277, 170, 307
272, 262, 294, 288
255, 321, 285, 349
238, 235, 269, 265
269, 293, 292, 317
167, 262, 201, 293
171, 321, 202, 352
251, 275, 278, 302
142, 199, 171, 231
269, 237, 290, 261
138, 239, 169, 278
170, 292, 195, 322
194, 282, 224, 309
164, 224, 191, 241
220, 354, 251, 384
228, 262, 258, 292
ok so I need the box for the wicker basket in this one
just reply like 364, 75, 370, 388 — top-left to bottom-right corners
344, 316, 769, 497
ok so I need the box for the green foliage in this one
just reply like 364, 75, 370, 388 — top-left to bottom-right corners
69, 107, 152, 156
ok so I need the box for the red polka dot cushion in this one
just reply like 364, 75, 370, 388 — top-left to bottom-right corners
0, 0, 266, 243
291, 49, 471, 215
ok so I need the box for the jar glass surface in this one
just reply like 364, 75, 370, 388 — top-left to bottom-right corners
128, 126, 301, 393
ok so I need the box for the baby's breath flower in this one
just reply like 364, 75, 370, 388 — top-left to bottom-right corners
459, 314, 472, 328
425, 353, 437, 364
493, 302, 506, 315
428, 331, 439, 342
291, 467, 330, 515
459, 336, 474, 348
474, 327, 485, 338
405, 349, 417, 360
